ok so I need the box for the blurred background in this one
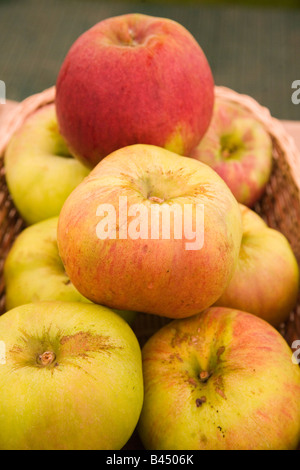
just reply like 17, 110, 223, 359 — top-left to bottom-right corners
0, 0, 299, 120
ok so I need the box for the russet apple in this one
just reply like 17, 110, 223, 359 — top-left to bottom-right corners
214, 204, 299, 327
57, 144, 242, 319
138, 307, 300, 450
4, 217, 136, 324
190, 96, 273, 207
55, 13, 214, 167
4, 104, 90, 225
0, 301, 143, 450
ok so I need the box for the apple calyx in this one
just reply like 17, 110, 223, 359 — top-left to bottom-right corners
37, 351, 56, 367
220, 134, 244, 160
195, 396, 207, 407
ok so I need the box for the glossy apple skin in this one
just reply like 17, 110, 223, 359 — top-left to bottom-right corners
55, 13, 214, 167
190, 97, 273, 207
214, 204, 299, 327
4, 104, 90, 225
57, 144, 242, 319
4, 217, 136, 324
138, 307, 300, 450
0, 301, 143, 450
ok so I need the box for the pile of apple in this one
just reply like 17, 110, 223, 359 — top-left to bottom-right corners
1, 13, 300, 451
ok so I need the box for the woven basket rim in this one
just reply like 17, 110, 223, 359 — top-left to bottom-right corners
0, 86, 56, 157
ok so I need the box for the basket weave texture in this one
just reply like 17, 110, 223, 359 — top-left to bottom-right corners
0, 85, 300, 349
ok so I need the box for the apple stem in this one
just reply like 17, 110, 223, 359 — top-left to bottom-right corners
37, 351, 56, 367
199, 371, 212, 383
148, 196, 165, 204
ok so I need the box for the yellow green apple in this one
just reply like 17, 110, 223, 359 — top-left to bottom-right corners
190, 97, 273, 207
4, 217, 136, 324
0, 301, 143, 450
215, 204, 299, 327
55, 13, 214, 167
138, 306, 300, 450
57, 144, 242, 319
4, 104, 90, 225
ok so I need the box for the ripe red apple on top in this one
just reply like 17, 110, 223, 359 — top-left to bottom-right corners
55, 13, 214, 167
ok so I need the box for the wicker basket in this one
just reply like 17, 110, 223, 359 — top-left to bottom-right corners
0, 85, 300, 350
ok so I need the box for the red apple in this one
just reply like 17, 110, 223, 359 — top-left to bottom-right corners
214, 204, 299, 327
55, 13, 214, 167
190, 96, 273, 207
57, 144, 242, 319
138, 307, 300, 450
